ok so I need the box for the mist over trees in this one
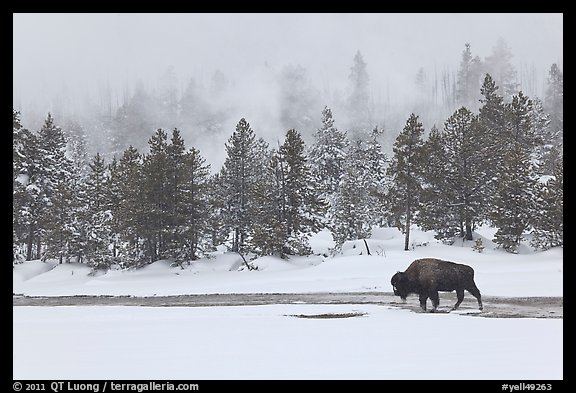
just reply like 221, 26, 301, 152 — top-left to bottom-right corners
13, 39, 563, 267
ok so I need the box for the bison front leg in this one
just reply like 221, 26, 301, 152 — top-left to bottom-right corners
429, 291, 440, 312
452, 289, 464, 310
418, 293, 428, 312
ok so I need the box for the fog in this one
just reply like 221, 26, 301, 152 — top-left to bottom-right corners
13, 13, 563, 169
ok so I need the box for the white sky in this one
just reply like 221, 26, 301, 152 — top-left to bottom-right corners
13, 13, 563, 122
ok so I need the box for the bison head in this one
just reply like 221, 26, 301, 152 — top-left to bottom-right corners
391, 271, 409, 301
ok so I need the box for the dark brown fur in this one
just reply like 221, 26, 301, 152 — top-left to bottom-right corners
391, 258, 483, 312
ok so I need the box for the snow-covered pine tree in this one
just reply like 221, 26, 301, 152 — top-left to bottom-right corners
250, 149, 286, 256
277, 129, 324, 255
13, 112, 43, 261
83, 153, 114, 269
36, 113, 75, 263
416, 125, 460, 242
221, 118, 261, 253
141, 128, 171, 262
417, 107, 494, 242
490, 144, 537, 253
386, 113, 426, 251
488, 91, 541, 252
112, 145, 145, 268
530, 160, 563, 250
179, 146, 211, 261
12, 110, 34, 263
308, 106, 348, 201
206, 172, 229, 252
330, 140, 375, 249
165, 128, 188, 261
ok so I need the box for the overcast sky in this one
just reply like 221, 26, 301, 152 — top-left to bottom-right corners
13, 13, 563, 122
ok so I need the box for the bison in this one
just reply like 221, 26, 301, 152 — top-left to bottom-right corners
390, 258, 483, 312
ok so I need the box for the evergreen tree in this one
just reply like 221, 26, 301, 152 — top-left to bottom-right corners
278, 65, 319, 135
331, 140, 375, 248
530, 160, 563, 250
179, 146, 211, 261
456, 43, 483, 111
13, 110, 34, 262
83, 153, 113, 269
544, 63, 563, 144
386, 114, 426, 251
416, 108, 494, 242
13, 113, 42, 261
278, 129, 324, 255
113, 146, 145, 268
251, 130, 324, 256
347, 50, 373, 137
36, 113, 71, 261
221, 118, 261, 253
141, 128, 171, 262
309, 106, 348, 199
490, 145, 537, 253
484, 37, 518, 100
206, 172, 230, 251
250, 150, 286, 256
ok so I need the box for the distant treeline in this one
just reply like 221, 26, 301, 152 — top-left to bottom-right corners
12, 70, 563, 269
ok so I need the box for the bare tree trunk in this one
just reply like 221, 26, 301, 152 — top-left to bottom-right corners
404, 207, 411, 251
363, 239, 371, 255
26, 225, 34, 261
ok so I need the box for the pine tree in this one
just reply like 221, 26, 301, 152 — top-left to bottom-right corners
416, 108, 494, 242
347, 50, 372, 138
206, 172, 230, 251
309, 106, 348, 199
13, 110, 33, 263
179, 146, 211, 261
83, 153, 113, 269
221, 118, 261, 253
530, 160, 563, 250
250, 150, 286, 256
165, 128, 188, 260
490, 145, 536, 253
141, 129, 171, 262
113, 145, 145, 268
278, 65, 319, 135
456, 43, 483, 111
331, 140, 375, 248
484, 37, 518, 100
36, 113, 72, 262
13, 113, 42, 261
278, 129, 324, 255
386, 114, 426, 251
250, 130, 324, 256
544, 63, 563, 145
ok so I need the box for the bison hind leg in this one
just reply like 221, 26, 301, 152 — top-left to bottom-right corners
452, 289, 465, 310
466, 282, 483, 310
429, 291, 440, 312
418, 293, 428, 312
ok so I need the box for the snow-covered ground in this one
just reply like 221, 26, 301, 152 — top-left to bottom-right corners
13, 304, 562, 380
13, 226, 563, 380
13, 227, 563, 297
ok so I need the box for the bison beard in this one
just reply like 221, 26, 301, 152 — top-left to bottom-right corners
391, 258, 483, 312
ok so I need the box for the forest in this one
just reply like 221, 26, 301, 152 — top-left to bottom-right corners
12, 43, 563, 270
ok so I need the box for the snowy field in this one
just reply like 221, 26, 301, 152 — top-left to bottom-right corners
13, 227, 563, 297
13, 304, 562, 380
13, 227, 563, 380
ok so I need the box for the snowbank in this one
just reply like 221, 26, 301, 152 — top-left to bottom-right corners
13, 227, 563, 297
